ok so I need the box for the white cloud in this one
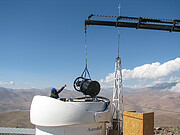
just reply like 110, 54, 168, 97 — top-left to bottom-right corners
0, 81, 8, 86
100, 58, 180, 88
170, 83, 180, 93
169, 76, 180, 83
10, 81, 15, 85
0, 81, 15, 86
152, 78, 165, 85
100, 73, 115, 84
122, 58, 180, 80
24, 82, 29, 85
100, 78, 113, 89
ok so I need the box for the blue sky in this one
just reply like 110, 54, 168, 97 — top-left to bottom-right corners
0, 0, 180, 90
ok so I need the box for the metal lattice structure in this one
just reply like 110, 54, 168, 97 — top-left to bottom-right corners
112, 56, 124, 134
112, 6, 124, 133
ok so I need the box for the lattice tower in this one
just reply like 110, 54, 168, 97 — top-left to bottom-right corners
112, 56, 124, 133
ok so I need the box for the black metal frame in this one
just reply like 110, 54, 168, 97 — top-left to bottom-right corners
85, 14, 180, 32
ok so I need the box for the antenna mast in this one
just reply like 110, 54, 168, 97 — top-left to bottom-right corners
112, 4, 124, 134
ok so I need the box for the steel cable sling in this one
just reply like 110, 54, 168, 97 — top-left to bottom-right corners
73, 26, 100, 98
81, 26, 91, 80
73, 26, 91, 92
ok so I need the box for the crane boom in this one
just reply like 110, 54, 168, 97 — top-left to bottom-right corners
85, 14, 180, 32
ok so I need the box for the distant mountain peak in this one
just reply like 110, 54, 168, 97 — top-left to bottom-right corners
145, 82, 177, 90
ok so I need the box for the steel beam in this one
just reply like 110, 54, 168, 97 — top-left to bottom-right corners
85, 19, 180, 32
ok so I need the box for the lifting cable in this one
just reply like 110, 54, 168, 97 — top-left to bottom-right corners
85, 26, 88, 69
117, 25, 120, 58
117, 4, 120, 58
81, 26, 91, 79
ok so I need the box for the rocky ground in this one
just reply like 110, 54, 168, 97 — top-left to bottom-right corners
154, 127, 180, 135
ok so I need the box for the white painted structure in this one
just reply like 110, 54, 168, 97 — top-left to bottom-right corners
30, 95, 112, 135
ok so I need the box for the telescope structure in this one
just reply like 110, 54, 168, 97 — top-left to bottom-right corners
30, 77, 111, 135
30, 95, 112, 135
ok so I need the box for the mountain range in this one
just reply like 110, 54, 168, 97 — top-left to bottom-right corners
0, 82, 180, 127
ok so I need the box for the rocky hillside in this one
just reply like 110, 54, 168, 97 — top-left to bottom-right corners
154, 127, 180, 135
0, 85, 180, 128
0, 111, 34, 128
0, 87, 82, 113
